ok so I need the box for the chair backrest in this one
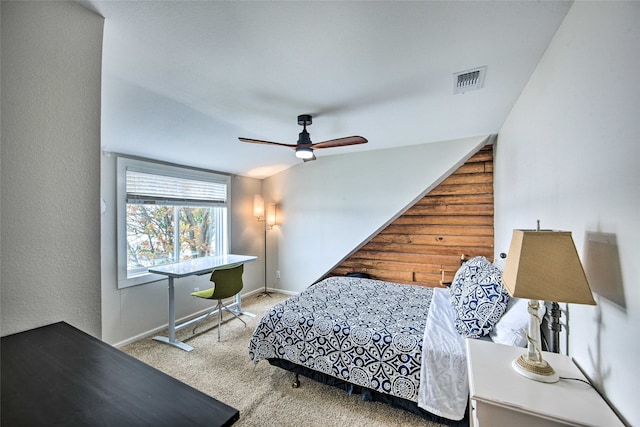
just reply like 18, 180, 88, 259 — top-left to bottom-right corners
209, 264, 244, 300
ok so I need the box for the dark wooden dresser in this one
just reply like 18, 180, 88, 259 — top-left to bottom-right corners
1, 322, 239, 426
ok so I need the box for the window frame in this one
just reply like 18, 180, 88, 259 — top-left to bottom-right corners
116, 157, 231, 289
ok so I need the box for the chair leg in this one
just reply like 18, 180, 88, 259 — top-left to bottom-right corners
193, 299, 247, 341
220, 301, 247, 327
193, 307, 216, 334
217, 300, 246, 341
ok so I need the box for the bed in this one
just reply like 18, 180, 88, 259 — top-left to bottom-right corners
248, 256, 551, 425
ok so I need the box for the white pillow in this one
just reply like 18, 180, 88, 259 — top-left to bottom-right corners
490, 298, 545, 347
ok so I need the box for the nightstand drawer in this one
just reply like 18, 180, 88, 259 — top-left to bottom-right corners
473, 400, 571, 427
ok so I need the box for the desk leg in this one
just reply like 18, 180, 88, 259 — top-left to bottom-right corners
235, 293, 255, 318
153, 277, 193, 352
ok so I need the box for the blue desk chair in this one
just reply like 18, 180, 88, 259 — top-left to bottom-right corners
191, 264, 246, 341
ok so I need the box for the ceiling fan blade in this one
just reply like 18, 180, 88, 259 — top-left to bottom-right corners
310, 136, 368, 149
238, 137, 297, 148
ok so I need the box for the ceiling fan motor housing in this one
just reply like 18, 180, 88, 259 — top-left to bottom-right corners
298, 130, 312, 145
297, 114, 313, 144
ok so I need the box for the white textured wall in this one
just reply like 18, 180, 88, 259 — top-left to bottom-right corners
1, 2, 104, 337
264, 136, 489, 293
494, 2, 639, 425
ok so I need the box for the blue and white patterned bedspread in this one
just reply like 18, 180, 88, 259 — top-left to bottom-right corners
248, 276, 434, 403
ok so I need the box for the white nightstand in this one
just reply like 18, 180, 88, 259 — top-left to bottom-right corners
466, 339, 623, 427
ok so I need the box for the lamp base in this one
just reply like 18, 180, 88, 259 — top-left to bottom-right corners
512, 355, 559, 383
257, 290, 272, 298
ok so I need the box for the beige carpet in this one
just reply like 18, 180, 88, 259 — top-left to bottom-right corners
122, 292, 450, 427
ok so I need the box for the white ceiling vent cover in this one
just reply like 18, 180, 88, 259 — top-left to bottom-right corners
453, 66, 486, 94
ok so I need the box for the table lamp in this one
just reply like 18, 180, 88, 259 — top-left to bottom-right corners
502, 226, 596, 383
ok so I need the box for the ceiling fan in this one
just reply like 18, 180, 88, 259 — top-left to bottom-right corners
238, 114, 367, 162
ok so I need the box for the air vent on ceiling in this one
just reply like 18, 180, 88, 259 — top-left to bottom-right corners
453, 66, 486, 94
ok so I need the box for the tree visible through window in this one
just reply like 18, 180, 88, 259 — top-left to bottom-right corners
126, 204, 225, 275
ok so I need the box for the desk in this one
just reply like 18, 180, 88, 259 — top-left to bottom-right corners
149, 254, 257, 351
1, 322, 239, 426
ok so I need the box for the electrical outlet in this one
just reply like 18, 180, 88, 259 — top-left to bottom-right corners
276, 270, 281, 279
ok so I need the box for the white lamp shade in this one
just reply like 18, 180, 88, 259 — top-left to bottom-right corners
266, 203, 277, 227
253, 194, 264, 218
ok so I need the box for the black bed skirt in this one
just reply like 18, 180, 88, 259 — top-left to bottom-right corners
267, 358, 469, 427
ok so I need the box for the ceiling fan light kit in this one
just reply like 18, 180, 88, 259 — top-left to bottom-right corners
239, 114, 367, 162
295, 147, 314, 160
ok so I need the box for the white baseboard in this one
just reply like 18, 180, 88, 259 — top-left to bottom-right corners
112, 288, 293, 348
245, 287, 297, 297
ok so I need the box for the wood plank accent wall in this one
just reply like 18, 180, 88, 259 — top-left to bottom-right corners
329, 144, 494, 287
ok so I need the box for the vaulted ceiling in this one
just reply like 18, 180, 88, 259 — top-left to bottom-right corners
84, 0, 572, 178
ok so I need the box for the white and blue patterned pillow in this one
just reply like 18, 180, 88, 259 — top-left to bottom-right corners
449, 256, 510, 338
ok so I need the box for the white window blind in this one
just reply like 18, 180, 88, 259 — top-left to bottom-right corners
126, 170, 227, 205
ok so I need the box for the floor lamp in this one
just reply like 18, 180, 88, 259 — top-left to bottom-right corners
254, 195, 276, 297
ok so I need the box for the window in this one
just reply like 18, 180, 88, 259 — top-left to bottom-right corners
117, 157, 230, 288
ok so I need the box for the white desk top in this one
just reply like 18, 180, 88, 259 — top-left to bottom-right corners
466, 339, 623, 427
148, 254, 257, 278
